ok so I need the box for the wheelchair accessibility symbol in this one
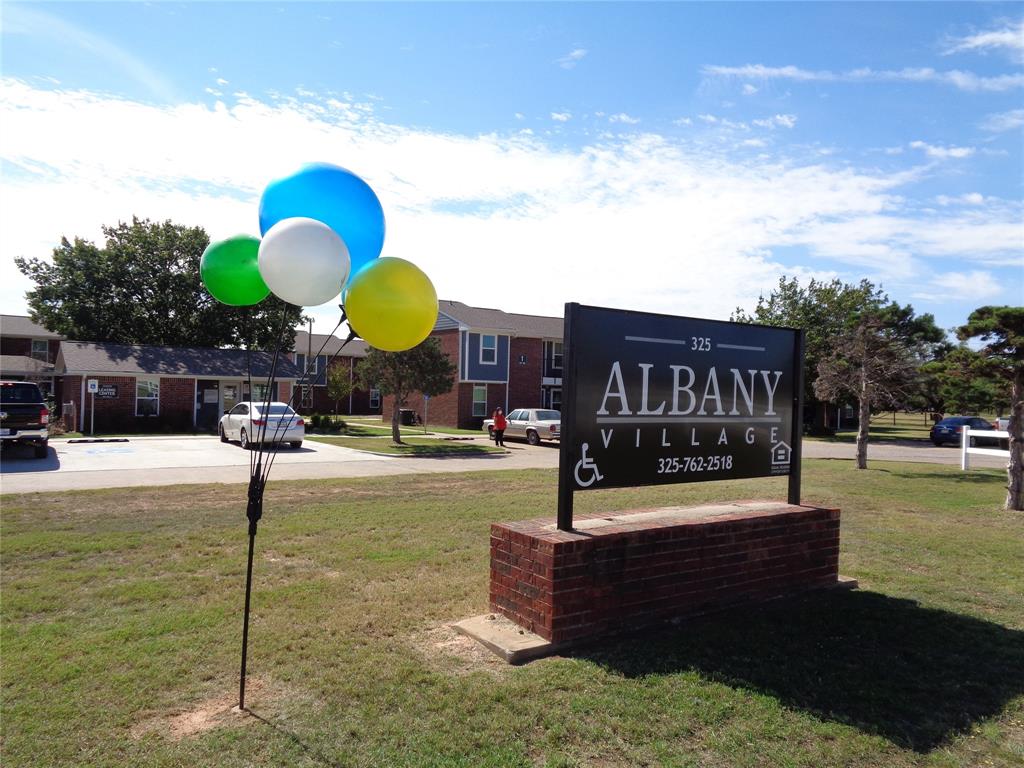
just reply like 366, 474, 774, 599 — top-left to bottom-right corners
574, 442, 604, 488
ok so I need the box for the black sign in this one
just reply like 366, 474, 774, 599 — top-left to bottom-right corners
557, 304, 804, 529
96, 384, 118, 399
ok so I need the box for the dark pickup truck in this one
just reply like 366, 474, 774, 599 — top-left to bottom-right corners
0, 380, 50, 458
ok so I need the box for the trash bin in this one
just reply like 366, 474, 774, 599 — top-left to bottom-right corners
399, 409, 418, 426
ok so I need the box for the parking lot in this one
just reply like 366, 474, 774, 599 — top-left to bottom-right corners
0, 434, 560, 493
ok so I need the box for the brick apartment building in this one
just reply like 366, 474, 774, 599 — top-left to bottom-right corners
1, 315, 302, 433
383, 300, 564, 430
0, 314, 63, 398
2, 302, 565, 432
56, 342, 301, 433
289, 330, 382, 416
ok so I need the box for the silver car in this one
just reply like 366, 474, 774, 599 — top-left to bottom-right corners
219, 401, 305, 449
484, 408, 561, 445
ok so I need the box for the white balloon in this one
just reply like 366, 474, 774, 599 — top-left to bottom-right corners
257, 217, 351, 306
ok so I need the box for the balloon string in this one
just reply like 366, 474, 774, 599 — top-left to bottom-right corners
256, 309, 345, 459
260, 309, 356, 483
245, 308, 256, 480
252, 306, 292, 477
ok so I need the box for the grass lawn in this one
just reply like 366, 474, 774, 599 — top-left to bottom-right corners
307, 435, 504, 456
343, 417, 483, 437
2, 461, 1022, 767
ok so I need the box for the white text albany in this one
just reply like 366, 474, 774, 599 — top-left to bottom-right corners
592, 362, 787, 449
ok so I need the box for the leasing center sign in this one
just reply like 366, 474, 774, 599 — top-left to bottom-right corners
563, 304, 801, 491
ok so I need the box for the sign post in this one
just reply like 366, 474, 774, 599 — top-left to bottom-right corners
87, 379, 98, 436
557, 303, 803, 530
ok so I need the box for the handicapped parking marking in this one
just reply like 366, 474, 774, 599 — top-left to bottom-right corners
83, 446, 136, 455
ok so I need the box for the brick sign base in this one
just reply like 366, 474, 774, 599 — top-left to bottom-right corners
490, 501, 840, 644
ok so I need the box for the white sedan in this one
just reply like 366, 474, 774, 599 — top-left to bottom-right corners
218, 401, 305, 449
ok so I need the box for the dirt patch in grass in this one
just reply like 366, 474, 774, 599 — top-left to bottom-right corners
410, 621, 513, 677
129, 679, 271, 741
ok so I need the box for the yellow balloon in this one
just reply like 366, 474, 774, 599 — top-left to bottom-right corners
344, 257, 438, 352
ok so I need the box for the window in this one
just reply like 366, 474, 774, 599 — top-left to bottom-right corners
136, 379, 159, 416
31, 340, 49, 363
480, 334, 497, 364
316, 355, 329, 385
251, 383, 272, 402
472, 385, 487, 417
230, 404, 249, 416
369, 388, 380, 409
295, 353, 307, 376
551, 342, 563, 371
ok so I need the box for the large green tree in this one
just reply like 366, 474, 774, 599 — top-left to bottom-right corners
356, 338, 456, 443
733, 277, 943, 433
958, 306, 1024, 511
15, 217, 303, 351
917, 346, 1009, 416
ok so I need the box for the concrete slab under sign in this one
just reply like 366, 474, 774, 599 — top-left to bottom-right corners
452, 614, 558, 664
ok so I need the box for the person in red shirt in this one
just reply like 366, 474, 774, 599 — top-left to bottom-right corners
492, 407, 508, 447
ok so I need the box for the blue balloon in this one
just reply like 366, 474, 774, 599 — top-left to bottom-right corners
258, 163, 385, 280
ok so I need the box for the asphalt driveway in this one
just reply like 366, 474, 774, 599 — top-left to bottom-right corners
0, 434, 1006, 494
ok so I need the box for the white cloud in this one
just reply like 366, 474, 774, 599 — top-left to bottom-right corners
936, 193, 986, 206
698, 114, 748, 130
673, 117, 692, 126
608, 113, 640, 124
550, 111, 571, 122
742, 84, 758, 95
556, 48, 588, 69
703, 63, 1024, 92
514, 112, 525, 121
741, 139, 767, 148
913, 270, 1004, 302
216, 77, 229, 86
752, 114, 797, 129
1, 79, 1019, 334
909, 140, 976, 159
943, 20, 1024, 62
980, 108, 1024, 132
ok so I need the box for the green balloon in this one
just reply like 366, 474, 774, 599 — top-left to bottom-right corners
200, 235, 270, 306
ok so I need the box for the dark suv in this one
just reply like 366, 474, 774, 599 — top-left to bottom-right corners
0, 381, 50, 458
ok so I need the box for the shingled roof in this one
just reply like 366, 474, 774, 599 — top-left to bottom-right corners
0, 354, 53, 376
1, 315, 63, 339
57, 341, 302, 379
436, 301, 563, 339
293, 330, 371, 358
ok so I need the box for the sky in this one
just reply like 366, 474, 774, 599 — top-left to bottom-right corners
1, 1, 1022, 338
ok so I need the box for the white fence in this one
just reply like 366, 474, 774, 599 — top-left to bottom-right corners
961, 427, 1010, 470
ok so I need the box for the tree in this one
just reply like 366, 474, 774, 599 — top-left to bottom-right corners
958, 306, 1024, 511
814, 313, 920, 469
733, 277, 887, 432
355, 338, 456, 443
15, 217, 304, 351
917, 346, 1008, 416
326, 362, 353, 414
